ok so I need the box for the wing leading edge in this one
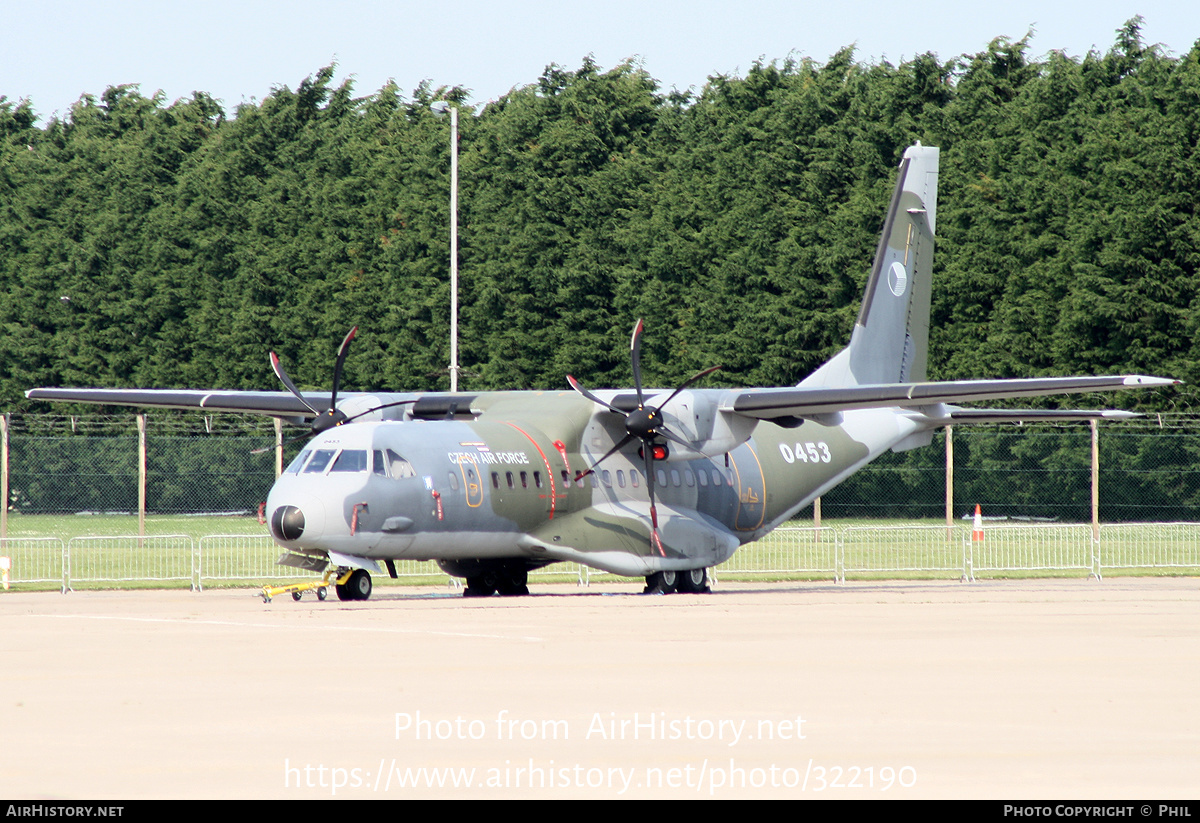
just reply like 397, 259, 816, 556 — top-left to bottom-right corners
24, 388, 331, 417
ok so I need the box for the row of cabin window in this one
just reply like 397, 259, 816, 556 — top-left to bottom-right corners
453, 466, 737, 492
605, 467, 736, 489
288, 447, 738, 492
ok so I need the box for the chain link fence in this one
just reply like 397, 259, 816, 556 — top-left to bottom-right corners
4, 414, 281, 517
1, 412, 1198, 590
6, 413, 1200, 523
820, 415, 1200, 522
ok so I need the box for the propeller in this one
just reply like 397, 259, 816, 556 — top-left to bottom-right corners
567, 319, 720, 556
254, 327, 418, 455
270, 326, 358, 437
265, 323, 367, 441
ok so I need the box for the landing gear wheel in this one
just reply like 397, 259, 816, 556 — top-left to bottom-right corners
316, 586, 328, 601
676, 567, 710, 594
336, 569, 373, 601
643, 570, 678, 594
349, 569, 372, 600
496, 568, 530, 596
463, 574, 496, 597
292, 591, 303, 601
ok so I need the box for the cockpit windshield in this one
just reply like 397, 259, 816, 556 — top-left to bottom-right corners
303, 449, 337, 474
284, 450, 311, 474
330, 450, 368, 473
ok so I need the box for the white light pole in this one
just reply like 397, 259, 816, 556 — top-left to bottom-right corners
450, 104, 458, 392
432, 101, 460, 392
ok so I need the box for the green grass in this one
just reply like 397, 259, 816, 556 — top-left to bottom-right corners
0, 516, 1196, 592
2, 512, 268, 540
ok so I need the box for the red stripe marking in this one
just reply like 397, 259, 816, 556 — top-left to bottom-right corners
502, 423, 557, 520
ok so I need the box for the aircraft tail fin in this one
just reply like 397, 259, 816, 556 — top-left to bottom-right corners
801, 144, 939, 388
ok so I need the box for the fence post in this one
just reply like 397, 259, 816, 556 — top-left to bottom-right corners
834, 530, 844, 584
1091, 419, 1099, 539
1090, 419, 1102, 580
137, 414, 146, 543
1, 413, 8, 543
945, 424, 954, 541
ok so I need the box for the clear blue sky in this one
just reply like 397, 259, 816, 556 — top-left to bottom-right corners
5, 1, 1198, 121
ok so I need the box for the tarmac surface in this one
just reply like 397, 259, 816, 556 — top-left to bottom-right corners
1, 577, 1197, 799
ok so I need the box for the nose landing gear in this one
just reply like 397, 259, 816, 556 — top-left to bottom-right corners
335, 568, 373, 601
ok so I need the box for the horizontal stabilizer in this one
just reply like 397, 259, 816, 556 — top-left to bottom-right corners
726, 375, 1178, 422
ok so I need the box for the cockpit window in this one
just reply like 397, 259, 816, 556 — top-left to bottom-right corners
374, 448, 415, 479
303, 449, 337, 474
330, 450, 368, 473
284, 450, 311, 474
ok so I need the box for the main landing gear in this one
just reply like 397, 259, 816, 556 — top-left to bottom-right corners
644, 568, 711, 594
464, 567, 529, 598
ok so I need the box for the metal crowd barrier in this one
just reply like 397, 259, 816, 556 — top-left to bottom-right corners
1, 523, 1198, 592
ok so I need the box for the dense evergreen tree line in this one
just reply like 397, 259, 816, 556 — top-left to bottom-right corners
2, 20, 1197, 413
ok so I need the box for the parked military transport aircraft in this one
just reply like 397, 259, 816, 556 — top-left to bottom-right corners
27, 145, 1177, 599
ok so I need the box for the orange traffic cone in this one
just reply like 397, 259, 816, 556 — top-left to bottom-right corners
972, 504, 984, 543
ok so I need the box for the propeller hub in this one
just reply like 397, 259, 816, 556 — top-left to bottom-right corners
626, 407, 662, 440
312, 408, 347, 435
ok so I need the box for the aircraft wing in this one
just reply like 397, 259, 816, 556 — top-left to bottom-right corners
24, 388, 331, 417
723, 376, 1178, 423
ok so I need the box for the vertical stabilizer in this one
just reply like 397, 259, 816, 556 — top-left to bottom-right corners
801, 145, 939, 388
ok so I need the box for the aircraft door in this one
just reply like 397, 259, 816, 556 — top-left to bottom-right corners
729, 443, 766, 532
454, 455, 485, 508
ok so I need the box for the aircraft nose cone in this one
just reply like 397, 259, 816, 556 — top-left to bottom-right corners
270, 505, 306, 541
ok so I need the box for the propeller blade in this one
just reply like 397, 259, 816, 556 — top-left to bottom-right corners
329, 326, 358, 407
269, 327, 362, 438
340, 398, 418, 426
630, 318, 645, 408
567, 374, 623, 415
654, 425, 695, 452
252, 394, 407, 454
642, 443, 666, 557
251, 432, 309, 455
575, 434, 636, 480
270, 352, 321, 415
657, 364, 722, 410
